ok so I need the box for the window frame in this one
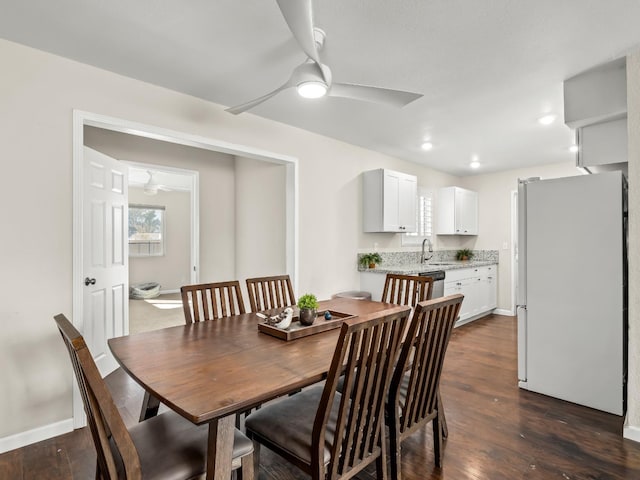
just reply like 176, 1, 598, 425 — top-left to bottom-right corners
401, 187, 434, 246
128, 204, 166, 257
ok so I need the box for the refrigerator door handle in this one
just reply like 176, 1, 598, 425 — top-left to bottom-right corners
517, 305, 527, 384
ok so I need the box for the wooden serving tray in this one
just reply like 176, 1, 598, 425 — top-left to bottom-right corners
257, 310, 356, 341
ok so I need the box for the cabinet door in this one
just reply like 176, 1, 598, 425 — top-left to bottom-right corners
486, 268, 497, 309
382, 171, 401, 231
398, 174, 417, 232
382, 170, 416, 232
445, 279, 471, 321
455, 188, 478, 234
464, 276, 482, 318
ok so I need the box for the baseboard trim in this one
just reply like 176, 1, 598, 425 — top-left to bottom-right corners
493, 308, 515, 316
0, 418, 73, 454
159, 289, 179, 295
623, 423, 640, 443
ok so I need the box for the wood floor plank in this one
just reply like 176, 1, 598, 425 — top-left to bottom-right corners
0, 447, 23, 480
3, 314, 640, 479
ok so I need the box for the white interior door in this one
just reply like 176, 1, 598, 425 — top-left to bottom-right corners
83, 146, 128, 377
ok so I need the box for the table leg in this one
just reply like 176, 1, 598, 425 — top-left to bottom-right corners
206, 414, 235, 480
138, 391, 161, 421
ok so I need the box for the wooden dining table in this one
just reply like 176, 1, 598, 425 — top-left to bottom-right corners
108, 297, 408, 480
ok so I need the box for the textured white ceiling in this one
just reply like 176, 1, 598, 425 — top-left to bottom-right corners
2, 0, 639, 175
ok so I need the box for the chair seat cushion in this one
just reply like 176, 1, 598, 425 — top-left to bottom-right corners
245, 386, 342, 466
116, 411, 252, 479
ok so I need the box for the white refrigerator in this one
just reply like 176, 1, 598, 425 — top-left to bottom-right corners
517, 171, 627, 415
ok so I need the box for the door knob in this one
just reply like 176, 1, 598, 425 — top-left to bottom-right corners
84, 277, 96, 286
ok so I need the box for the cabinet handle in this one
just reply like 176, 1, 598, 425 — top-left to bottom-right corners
487, 276, 493, 280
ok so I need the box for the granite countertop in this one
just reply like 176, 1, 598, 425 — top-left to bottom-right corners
359, 260, 497, 275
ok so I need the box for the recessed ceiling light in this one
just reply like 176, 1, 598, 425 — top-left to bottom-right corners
538, 114, 556, 125
421, 141, 433, 151
569, 145, 579, 153
297, 81, 328, 99
470, 155, 480, 169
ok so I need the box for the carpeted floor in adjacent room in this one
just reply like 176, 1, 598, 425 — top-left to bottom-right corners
128, 292, 185, 334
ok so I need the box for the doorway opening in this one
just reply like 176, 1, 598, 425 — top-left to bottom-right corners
125, 162, 199, 334
73, 110, 298, 428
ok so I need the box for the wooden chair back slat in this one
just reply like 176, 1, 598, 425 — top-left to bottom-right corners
54, 314, 142, 480
245, 275, 296, 312
387, 294, 463, 475
381, 274, 434, 306
180, 281, 246, 323
311, 306, 411, 480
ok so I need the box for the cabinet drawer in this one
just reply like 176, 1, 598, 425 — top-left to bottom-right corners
445, 267, 480, 282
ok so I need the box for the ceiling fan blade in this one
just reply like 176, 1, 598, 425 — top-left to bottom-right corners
225, 83, 292, 115
275, 0, 321, 65
226, 61, 324, 115
328, 83, 423, 108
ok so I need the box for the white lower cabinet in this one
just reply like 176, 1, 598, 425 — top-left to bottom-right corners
443, 265, 497, 324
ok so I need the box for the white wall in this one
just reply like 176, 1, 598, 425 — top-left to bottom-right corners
128, 188, 191, 291
234, 156, 287, 294
462, 161, 582, 310
625, 50, 640, 439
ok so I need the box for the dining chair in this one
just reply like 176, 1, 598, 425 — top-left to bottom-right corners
244, 305, 411, 480
245, 274, 296, 312
381, 273, 434, 306
387, 294, 463, 477
181, 280, 246, 323
54, 313, 254, 480
180, 280, 259, 428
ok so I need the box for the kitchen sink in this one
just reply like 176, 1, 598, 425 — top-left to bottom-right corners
426, 262, 457, 266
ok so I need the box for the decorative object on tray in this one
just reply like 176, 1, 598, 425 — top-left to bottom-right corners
257, 307, 294, 329
360, 252, 382, 269
297, 293, 319, 326
324, 311, 332, 320
258, 310, 356, 341
456, 248, 474, 261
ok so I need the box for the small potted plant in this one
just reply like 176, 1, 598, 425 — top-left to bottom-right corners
456, 248, 474, 261
297, 293, 319, 326
360, 252, 382, 269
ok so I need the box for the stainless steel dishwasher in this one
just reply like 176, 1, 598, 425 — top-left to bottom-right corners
419, 270, 445, 298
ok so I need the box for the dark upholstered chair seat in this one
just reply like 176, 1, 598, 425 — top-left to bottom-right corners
245, 386, 342, 466
113, 410, 253, 479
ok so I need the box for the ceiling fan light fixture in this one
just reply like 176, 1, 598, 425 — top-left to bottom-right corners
297, 81, 328, 99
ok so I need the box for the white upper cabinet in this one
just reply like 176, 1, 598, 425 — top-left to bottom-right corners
437, 186, 478, 235
363, 169, 417, 233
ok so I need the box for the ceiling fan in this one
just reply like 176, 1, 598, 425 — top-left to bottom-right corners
143, 171, 171, 196
225, 0, 423, 115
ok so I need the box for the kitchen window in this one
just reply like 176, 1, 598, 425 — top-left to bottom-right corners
402, 187, 433, 246
129, 204, 165, 256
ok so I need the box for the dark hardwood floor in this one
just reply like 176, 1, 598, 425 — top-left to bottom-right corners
3, 314, 640, 479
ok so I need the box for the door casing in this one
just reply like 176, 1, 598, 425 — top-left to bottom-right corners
72, 110, 298, 427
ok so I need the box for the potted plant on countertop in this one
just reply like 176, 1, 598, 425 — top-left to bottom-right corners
456, 248, 474, 261
297, 293, 319, 326
360, 252, 382, 269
